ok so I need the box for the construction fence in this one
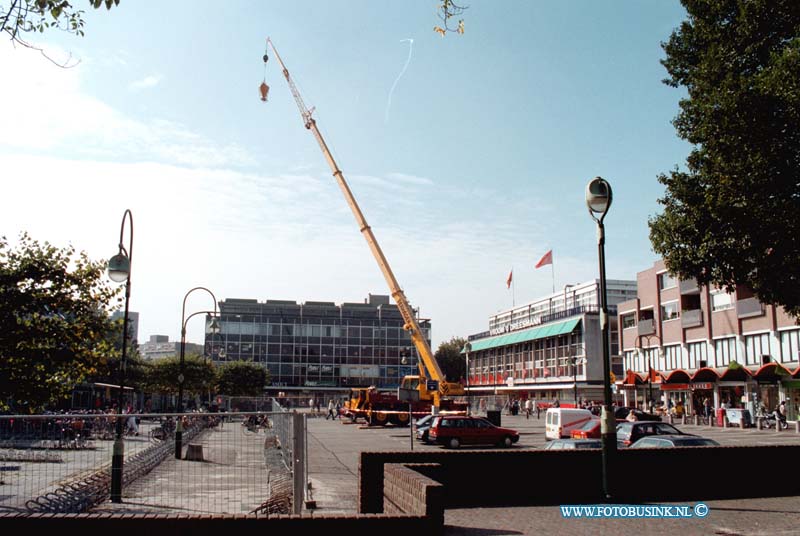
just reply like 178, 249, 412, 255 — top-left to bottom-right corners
0, 408, 306, 516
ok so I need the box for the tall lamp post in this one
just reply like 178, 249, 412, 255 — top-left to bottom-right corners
107, 209, 133, 503
463, 342, 472, 415
638, 334, 662, 410
175, 287, 219, 459
585, 176, 615, 500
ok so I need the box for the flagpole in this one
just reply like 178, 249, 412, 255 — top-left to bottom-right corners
551, 258, 555, 294
512, 267, 515, 307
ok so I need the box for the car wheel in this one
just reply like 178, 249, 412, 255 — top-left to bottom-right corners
501, 436, 513, 448
448, 437, 460, 449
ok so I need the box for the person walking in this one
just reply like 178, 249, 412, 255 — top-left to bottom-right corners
777, 401, 788, 430
525, 398, 533, 419
326, 399, 336, 420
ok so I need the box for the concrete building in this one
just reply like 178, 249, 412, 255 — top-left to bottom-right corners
465, 279, 637, 405
205, 294, 428, 394
140, 335, 204, 361
112, 310, 139, 345
618, 259, 800, 420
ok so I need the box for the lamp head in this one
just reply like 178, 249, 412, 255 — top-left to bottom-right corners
107, 252, 130, 283
585, 177, 613, 219
208, 317, 221, 334
463, 342, 472, 353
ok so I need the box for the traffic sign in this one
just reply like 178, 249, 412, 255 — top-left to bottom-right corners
426, 380, 439, 391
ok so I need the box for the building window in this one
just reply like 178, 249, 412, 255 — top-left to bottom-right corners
714, 337, 736, 367
621, 312, 636, 329
664, 345, 681, 371
780, 330, 800, 364
658, 272, 677, 290
711, 291, 734, 312
687, 342, 707, 370
660, 301, 680, 321
745, 333, 771, 366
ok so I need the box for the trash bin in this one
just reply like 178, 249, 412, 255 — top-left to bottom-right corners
716, 408, 726, 427
486, 410, 501, 427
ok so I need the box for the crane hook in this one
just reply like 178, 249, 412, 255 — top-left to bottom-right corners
260, 51, 270, 102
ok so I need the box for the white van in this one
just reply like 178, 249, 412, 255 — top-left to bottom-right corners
545, 408, 594, 440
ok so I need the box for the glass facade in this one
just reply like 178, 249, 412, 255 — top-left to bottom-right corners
205, 296, 428, 389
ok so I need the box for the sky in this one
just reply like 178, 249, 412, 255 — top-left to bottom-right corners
0, 1, 691, 349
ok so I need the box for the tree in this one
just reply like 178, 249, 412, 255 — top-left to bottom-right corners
434, 0, 467, 36
0, 233, 120, 412
216, 361, 269, 397
144, 354, 215, 398
434, 336, 467, 382
1, 0, 120, 66
649, 0, 800, 318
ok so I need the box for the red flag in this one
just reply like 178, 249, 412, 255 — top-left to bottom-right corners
535, 250, 553, 269
506, 269, 513, 289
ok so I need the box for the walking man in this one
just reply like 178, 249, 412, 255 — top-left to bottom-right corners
326, 399, 336, 420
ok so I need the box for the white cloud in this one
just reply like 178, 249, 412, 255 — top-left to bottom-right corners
130, 75, 162, 90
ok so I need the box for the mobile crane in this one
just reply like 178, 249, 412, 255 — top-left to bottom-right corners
263, 38, 465, 424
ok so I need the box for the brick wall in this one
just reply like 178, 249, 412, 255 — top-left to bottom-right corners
360, 445, 800, 513
382, 463, 443, 527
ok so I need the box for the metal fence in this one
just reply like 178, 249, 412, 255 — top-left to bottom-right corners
0, 408, 306, 516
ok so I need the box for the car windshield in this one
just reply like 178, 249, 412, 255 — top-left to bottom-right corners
577, 419, 599, 431
671, 438, 719, 446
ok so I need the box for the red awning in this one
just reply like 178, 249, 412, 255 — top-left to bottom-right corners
691, 367, 721, 382
664, 369, 692, 384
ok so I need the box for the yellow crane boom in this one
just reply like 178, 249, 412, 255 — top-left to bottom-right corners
265, 38, 463, 406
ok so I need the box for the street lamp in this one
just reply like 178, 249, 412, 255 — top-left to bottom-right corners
107, 209, 133, 503
463, 342, 472, 415
585, 176, 615, 501
638, 333, 662, 411
175, 286, 218, 459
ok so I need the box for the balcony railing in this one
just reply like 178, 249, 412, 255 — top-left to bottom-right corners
637, 318, 655, 336
681, 308, 703, 328
737, 297, 765, 319
679, 278, 700, 295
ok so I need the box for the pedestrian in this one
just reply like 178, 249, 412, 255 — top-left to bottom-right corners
552, 399, 560, 408
525, 399, 532, 419
535, 402, 541, 419
703, 397, 711, 419
626, 409, 638, 422
777, 401, 788, 430
335, 399, 342, 419
326, 399, 336, 420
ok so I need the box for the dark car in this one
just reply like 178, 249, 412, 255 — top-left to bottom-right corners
614, 406, 661, 422
414, 415, 435, 443
543, 438, 602, 450
616, 421, 689, 447
629, 435, 720, 448
428, 415, 519, 449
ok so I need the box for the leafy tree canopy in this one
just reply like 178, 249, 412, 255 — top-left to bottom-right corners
0, 233, 120, 412
144, 354, 215, 397
649, 0, 800, 317
434, 336, 467, 382
216, 361, 269, 397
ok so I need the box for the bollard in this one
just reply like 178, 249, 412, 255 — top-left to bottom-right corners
723, 416, 729, 428
757, 417, 763, 430
708, 413, 714, 427
739, 418, 746, 430
682, 415, 688, 425
795, 420, 799, 434
668, 414, 674, 425
776, 418, 782, 433
693, 414, 700, 426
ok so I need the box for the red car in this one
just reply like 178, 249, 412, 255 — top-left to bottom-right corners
428, 415, 519, 449
570, 418, 601, 439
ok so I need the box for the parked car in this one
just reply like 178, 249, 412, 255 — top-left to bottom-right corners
629, 435, 720, 448
545, 408, 594, 439
543, 438, 602, 450
616, 421, 689, 447
428, 415, 519, 449
570, 418, 601, 439
614, 406, 661, 422
414, 415, 435, 443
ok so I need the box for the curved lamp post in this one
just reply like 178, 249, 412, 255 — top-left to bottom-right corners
638, 333, 662, 410
463, 342, 472, 415
585, 176, 615, 500
107, 209, 133, 503
175, 287, 219, 459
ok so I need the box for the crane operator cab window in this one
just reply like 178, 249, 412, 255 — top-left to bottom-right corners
401, 377, 420, 391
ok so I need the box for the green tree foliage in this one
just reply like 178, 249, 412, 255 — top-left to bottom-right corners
216, 361, 269, 397
434, 336, 467, 382
0, 233, 120, 412
649, 0, 800, 318
144, 354, 215, 397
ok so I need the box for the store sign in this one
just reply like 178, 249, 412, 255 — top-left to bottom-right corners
692, 382, 713, 390
660, 384, 689, 391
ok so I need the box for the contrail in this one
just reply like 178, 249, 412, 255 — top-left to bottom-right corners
384, 38, 414, 124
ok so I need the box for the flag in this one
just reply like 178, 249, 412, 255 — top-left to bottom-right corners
506, 269, 513, 289
535, 250, 553, 269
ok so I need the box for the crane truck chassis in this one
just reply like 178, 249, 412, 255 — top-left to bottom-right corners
343, 387, 466, 427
